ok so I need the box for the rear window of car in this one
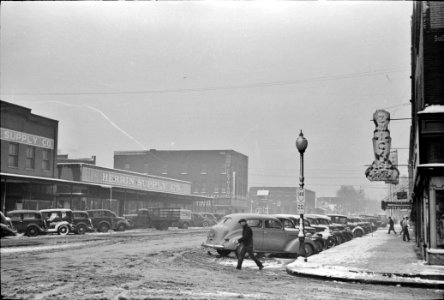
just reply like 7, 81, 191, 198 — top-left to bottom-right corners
306, 217, 318, 225
7, 213, 21, 221
264, 219, 282, 229
247, 219, 262, 228
73, 212, 87, 218
318, 219, 330, 225
24, 213, 41, 220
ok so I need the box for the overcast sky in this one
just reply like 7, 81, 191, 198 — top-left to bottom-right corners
1, 1, 413, 200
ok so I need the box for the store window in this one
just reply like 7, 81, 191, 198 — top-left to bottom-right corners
8, 143, 19, 167
436, 190, 444, 247
26, 146, 36, 169
42, 149, 50, 170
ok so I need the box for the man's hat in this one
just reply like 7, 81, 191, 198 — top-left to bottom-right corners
238, 219, 247, 223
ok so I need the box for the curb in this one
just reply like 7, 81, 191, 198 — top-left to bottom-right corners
286, 268, 444, 289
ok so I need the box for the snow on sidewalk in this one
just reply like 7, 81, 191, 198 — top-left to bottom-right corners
286, 228, 444, 287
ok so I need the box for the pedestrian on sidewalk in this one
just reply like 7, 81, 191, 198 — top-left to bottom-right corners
399, 217, 404, 235
236, 219, 264, 270
388, 216, 396, 234
402, 216, 411, 241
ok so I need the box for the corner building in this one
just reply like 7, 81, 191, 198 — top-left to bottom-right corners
1, 100, 58, 211
409, 2, 444, 265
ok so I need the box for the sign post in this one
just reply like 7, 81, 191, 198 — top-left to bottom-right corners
296, 188, 305, 214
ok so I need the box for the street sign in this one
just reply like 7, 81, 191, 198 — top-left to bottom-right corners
296, 188, 305, 214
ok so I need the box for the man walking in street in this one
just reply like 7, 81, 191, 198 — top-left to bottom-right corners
402, 216, 411, 241
388, 216, 396, 234
236, 219, 264, 270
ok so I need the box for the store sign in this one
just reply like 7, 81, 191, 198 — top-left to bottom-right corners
365, 110, 399, 182
1, 128, 54, 149
81, 166, 191, 195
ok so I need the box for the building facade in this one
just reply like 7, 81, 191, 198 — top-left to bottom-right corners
1, 100, 212, 215
409, 2, 444, 265
1, 100, 58, 212
114, 149, 249, 214
56, 163, 207, 215
248, 186, 316, 215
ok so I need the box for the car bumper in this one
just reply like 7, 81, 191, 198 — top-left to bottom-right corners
201, 243, 226, 250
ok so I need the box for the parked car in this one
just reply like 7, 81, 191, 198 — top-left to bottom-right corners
149, 208, 192, 230
1, 211, 16, 237
40, 209, 75, 235
327, 214, 354, 242
347, 216, 372, 237
123, 208, 152, 228
202, 213, 318, 258
72, 211, 94, 234
6, 210, 47, 237
191, 213, 217, 228
87, 209, 131, 233
273, 214, 324, 253
359, 215, 379, 231
305, 214, 344, 247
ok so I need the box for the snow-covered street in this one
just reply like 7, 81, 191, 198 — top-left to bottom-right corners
1, 229, 443, 299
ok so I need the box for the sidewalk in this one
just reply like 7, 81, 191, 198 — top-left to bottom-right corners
286, 226, 444, 288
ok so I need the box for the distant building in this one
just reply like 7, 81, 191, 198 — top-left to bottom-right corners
248, 186, 316, 214
409, 1, 444, 265
114, 149, 249, 213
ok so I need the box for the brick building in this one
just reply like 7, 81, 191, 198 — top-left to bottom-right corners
1, 100, 58, 211
114, 149, 249, 214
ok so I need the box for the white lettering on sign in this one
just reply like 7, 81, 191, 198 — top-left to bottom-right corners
82, 166, 191, 195
1, 128, 54, 149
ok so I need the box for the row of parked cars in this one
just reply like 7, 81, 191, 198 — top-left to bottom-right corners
0, 209, 131, 237
202, 213, 386, 259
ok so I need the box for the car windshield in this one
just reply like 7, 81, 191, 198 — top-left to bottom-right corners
218, 217, 232, 224
306, 217, 318, 225
317, 219, 330, 225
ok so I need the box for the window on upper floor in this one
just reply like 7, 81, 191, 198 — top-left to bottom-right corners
42, 149, 50, 170
8, 143, 19, 168
26, 146, 36, 169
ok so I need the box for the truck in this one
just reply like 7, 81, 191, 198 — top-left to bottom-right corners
124, 208, 192, 230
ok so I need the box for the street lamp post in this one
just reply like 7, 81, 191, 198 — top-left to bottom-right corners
296, 130, 308, 262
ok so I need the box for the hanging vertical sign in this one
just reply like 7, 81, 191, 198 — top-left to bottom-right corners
365, 110, 400, 182
296, 188, 305, 214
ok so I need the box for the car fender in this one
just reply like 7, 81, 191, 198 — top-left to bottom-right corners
284, 238, 301, 253
352, 226, 364, 234
54, 221, 70, 231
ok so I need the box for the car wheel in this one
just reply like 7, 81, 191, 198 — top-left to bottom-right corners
353, 229, 363, 238
99, 223, 110, 233
26, 226, 39, 237
304, 243, 315, 257
326, 237, 336, 248
181, 222, 189, 229
76, 224, 87, 235
314, 240, 323, 252
58, 225, 69, 235
216, 250, 231, 257
202, 221, 209, 228
117, 223, 126, 232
